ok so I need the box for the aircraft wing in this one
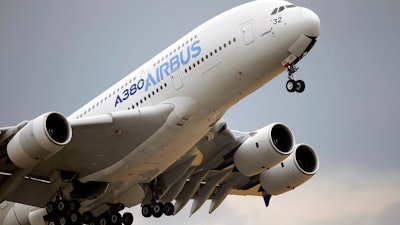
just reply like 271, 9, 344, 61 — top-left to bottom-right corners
0, 103, 174, 207
154, 119, 318, 215
153, 120, 263, 215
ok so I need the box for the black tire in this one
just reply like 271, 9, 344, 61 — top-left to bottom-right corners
164, 203, 175, 216
110, 213, 122, 225
99, 217, 108, 225
295, 80, 306, 93
152, 202, 164, 218
58, 216, 68, 225
46, 201, 56, 214
286, 80, 296, 92
82, 211, 94, 224
68, 200, 80, 212
122, 212, 134, 225
141, 204, 153, 218
56, 200, 68, 213
70, 212, 82, 225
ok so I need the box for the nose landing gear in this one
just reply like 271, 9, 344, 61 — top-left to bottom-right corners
285, 64, 305, 93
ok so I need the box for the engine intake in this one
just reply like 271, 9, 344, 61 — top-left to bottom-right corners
259, 144, 319, 195
233, 123, 295, 176
7, 112, 72, 168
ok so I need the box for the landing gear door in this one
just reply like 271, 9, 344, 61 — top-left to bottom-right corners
240, 21, 255, 45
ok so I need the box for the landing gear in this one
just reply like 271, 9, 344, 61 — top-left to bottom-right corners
45, 199, 82, 225
141, 201, 175, 218
286, 79, 305, 93
45, 199, 134, 225
286, 64, 306, 93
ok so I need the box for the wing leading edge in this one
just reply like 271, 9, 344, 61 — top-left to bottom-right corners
0, 103, 174, 207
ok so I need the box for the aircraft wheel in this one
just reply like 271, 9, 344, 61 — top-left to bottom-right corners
122, 212, 134, 225
56, 200, 68, 213
152, 202, 164, 218
82, 211, 94, 224
70, 212, 82, 225
99, 217, 108, 225
295, 80, 305, 93
286, 80, 296, 92
46, 201, 57, 214
110, 212, 122, 225
164, 202, 175, 216
142, 204, 153, 218
58, 215, 68, 225
68, 200, 80, 212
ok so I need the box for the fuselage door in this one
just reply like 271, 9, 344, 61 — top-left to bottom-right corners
240, 21, 255, 45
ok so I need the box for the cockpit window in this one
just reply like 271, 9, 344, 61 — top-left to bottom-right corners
271, 4, 297, 15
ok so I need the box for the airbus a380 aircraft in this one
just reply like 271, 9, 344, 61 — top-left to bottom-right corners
0, 1, 320, 224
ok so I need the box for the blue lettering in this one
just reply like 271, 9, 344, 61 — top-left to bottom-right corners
138, 79, 145, 90
160, 62, 170, 78
114, 40, 203, 108
130, 83, 137, 95
145, 73, 157, 91
191, 40, 201, 58
122, 89, 129, 100
156, 68, 161, 82
157, 62, 170, 83
170, 55, 180, 73
115, 95, 123, 107
180, 46, 191, 65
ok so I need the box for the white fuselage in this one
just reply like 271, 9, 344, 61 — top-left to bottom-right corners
64, 0, 319, 208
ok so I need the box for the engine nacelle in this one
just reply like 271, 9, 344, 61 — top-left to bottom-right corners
233, 123, 295, 177
259, 144, 319, 195
3, 202, 46, 225
7, 112, 72, 168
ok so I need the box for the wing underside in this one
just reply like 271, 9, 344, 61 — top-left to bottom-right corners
0, 104, 174, 207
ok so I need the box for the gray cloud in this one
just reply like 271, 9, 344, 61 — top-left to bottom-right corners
1, 0, 399, 224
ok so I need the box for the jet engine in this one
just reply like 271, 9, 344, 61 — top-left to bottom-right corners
233, 123, 295, 176
2, 202, 46, 225
7, 112, 72, 168
259, 144, 319, 195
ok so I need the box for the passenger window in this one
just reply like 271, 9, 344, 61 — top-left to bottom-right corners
271, 8, 278, 15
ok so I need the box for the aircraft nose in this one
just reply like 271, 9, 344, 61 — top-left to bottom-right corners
301, 8, 320, 38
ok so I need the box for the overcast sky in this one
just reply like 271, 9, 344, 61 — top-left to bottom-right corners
1, 0, 400, 225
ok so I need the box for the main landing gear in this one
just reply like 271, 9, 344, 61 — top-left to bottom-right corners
141, 200, 175, 218
285, 64, 305, 93
45, 198, 134, 225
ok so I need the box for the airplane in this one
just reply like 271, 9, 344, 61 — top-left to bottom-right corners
0, 0, 320, 224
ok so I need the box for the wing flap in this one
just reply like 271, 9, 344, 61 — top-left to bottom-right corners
153, 119, 266, 214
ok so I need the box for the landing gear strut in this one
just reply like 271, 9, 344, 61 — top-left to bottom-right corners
140, 178, 175, 218
286, 64, 305, 93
